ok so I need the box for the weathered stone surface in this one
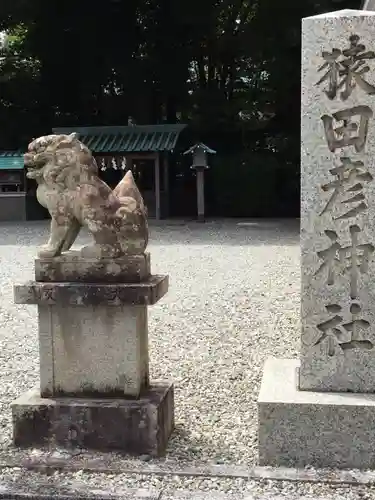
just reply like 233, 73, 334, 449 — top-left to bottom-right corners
300, 10, 375, 392
12, 383, 174, 455
35, 252, 151, 283
24, 133, 148, 259
14, 275, 168, 306
257, 10, 375, 471
38, 304, 149, 398
363, 0, 375, 10
15, 137, 175, 457
258, 358, 375, 469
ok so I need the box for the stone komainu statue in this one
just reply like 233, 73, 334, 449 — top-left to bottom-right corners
24, 133, 148, 258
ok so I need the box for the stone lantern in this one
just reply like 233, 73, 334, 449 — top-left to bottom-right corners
183, 143, 216, 222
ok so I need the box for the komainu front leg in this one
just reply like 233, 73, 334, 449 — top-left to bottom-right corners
38, 217, 76, 258
61, 218, 81, 252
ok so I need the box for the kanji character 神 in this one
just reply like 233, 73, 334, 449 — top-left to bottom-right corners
315, 225, 374, 299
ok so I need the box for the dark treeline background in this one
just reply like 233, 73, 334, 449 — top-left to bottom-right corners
0, 0, 361, 217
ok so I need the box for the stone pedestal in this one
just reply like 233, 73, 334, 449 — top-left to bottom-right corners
34, 251, 151, 283
12, 252, 174, 455
258, 358, 375, 469
37, 304, 150, 398
12, 384, 174, 455
258, 10, 375, 469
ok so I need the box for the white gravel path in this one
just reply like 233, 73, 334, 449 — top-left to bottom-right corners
2, 218, 366, 498
0, 219, 299, 463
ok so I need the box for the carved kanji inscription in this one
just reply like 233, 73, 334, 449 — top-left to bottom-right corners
321, 106, 373, 153
315, 225, 374, 298
313, 303, 372, 356
320, 157, 373, 219
316, 34, 375, 100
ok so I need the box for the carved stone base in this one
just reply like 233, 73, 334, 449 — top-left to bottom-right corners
37, 304, 150, 398
258, 358, 375, 469
35, 252, 151, 283
14, 277, 168, 398
12, 383, 174, 456
14, 275, 168, 306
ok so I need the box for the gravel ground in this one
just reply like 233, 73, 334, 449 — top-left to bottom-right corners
3, 218, 368, 498
0, 219, 300, 463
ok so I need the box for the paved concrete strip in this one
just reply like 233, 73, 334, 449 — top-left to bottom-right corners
163, 494, 332, 500
0, 485, 161, 500
0, 489, 337, 500
1, 460, 375, 486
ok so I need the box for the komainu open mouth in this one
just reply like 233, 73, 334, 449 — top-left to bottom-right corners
24, 160, 42, 179
23, 152, 35, 165
26, 168, 40, 179
24, 152, 45, 179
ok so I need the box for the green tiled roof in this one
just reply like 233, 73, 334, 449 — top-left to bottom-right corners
52, 124, 187, 153
0, 151, 24, 170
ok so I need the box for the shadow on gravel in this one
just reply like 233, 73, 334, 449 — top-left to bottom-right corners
0, 219, 299, 247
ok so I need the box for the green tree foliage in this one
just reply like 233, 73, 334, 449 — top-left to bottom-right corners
0, 0, 363, 214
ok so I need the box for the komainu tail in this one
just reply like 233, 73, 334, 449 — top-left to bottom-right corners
114, 170, 147, 215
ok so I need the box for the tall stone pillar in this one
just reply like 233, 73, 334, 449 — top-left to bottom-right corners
257, 9, 375, 469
